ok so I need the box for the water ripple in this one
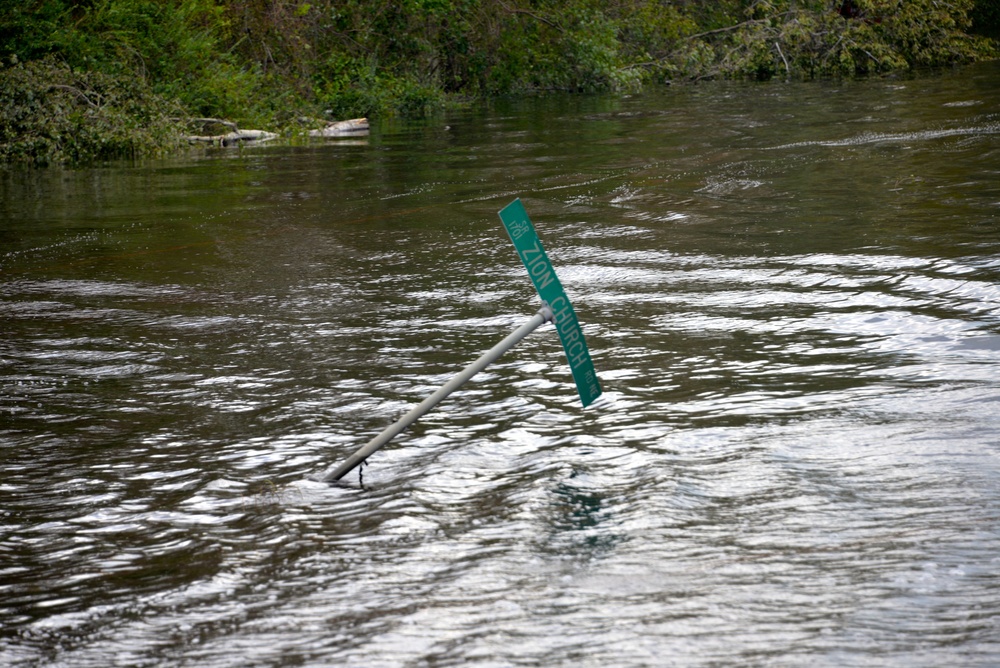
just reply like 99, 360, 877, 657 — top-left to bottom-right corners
3, 66, 1000, 667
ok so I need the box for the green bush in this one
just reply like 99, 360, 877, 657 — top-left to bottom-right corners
0, 57, 183, 166
0, 0, 996, 165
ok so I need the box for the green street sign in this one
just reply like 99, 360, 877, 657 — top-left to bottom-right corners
498, 199, 602, 407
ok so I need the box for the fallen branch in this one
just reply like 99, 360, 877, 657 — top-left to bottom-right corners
686, 19, 768, 41
188, 117, 238, 132
178, 117, 278, 146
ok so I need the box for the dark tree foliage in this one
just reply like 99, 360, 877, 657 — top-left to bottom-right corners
0, 0, 995, 165
971, 0, 1000, 39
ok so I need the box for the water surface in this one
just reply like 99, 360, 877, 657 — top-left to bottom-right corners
2, 63, 1000, 666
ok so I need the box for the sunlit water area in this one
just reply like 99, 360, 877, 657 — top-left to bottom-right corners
2, 61, 999, 666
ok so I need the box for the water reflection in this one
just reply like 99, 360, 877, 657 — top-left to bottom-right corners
2, 62, 1000, 666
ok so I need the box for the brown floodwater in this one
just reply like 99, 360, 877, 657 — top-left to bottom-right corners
2, 62, 999, 666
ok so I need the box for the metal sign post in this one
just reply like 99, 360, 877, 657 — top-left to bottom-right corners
314, 200, 601, 483
314, 305, 553, 483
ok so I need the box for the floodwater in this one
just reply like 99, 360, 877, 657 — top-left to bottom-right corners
2, 62, 999, 666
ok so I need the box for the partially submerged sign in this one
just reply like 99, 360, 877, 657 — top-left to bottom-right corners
315, 199, 603, 482
499, 199, 602, 407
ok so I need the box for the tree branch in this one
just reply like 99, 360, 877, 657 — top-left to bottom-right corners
686, 19, 768, 40
774, 41, 790, 75
497, 0, 562, 32
49, 84, 98, 108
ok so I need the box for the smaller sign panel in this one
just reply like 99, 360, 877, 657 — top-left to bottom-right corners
498, 199, 602, 407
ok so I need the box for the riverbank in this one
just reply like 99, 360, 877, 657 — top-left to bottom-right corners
1, 0, 997, 166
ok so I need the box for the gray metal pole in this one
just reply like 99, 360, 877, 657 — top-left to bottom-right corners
315, 305, 554, 483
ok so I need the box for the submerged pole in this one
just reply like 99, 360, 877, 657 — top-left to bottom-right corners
315, 305, 554, 483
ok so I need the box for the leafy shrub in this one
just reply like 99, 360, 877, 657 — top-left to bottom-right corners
0, 57, 184, 166
0, 0, 996, 165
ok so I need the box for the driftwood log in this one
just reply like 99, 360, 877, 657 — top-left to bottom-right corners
307, 117, 369, 138
181, 116, 370, 146
183, 118, 279, 146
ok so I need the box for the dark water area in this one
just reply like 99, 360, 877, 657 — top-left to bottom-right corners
2, 62, 999, 666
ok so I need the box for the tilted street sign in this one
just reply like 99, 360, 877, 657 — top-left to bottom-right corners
499, 199, 602, 407
315, 199, 602, 483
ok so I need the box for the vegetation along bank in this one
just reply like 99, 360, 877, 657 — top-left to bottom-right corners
1, 0, 997, 166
